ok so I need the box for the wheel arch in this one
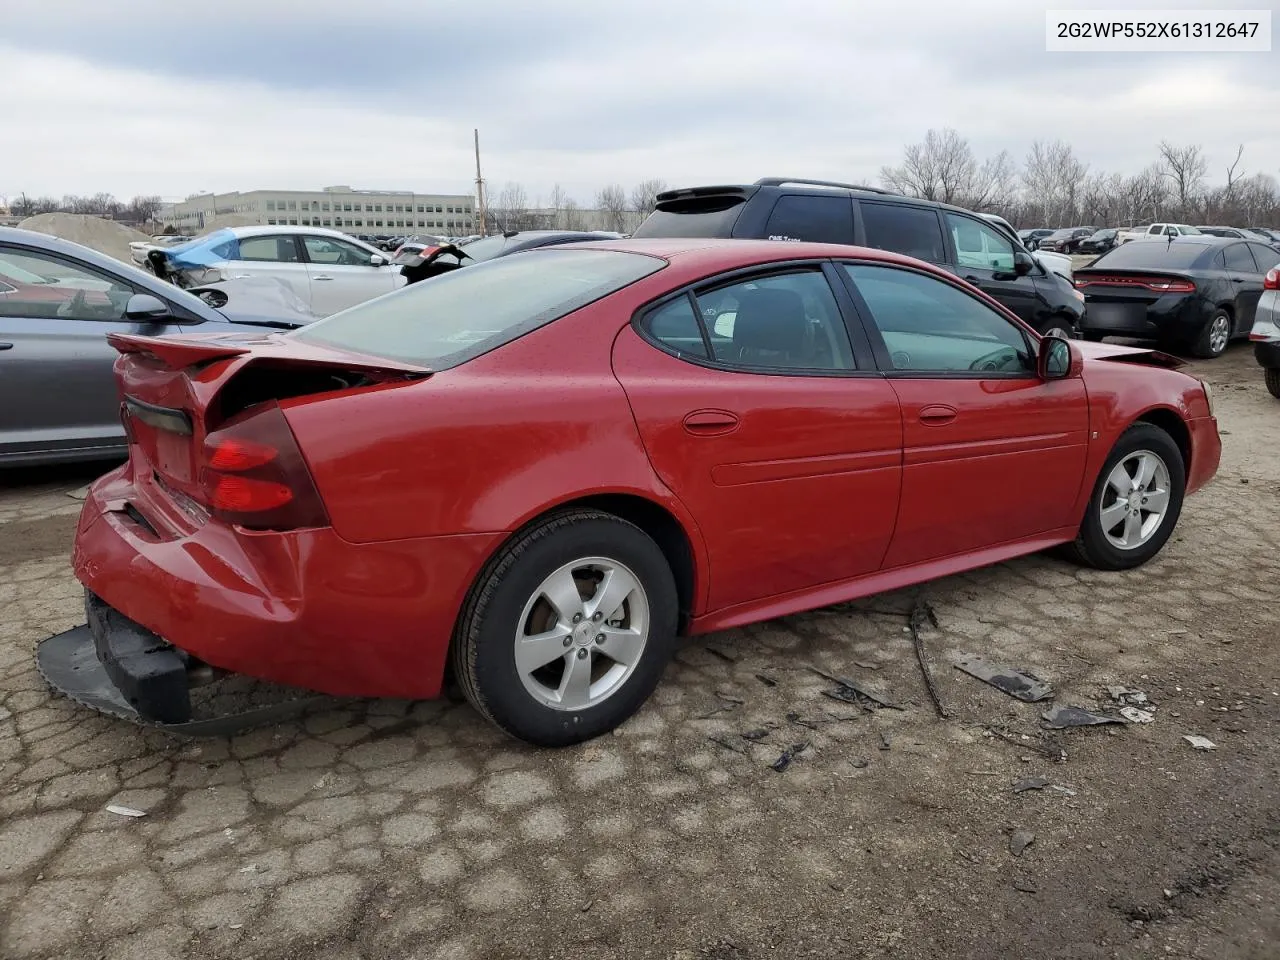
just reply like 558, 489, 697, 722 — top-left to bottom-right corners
1131, 406, 1192, 481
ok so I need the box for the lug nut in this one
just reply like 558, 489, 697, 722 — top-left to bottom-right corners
592, 611, 603, 622
595, 634, 605, 643
562, 637, 572, 647
576, 648, 588, 660
572, 613, 583, 623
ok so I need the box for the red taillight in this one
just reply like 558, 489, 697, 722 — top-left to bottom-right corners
1075, 274, 1195, 293
200, 402, 328, 530
1265, 268, 1279, 291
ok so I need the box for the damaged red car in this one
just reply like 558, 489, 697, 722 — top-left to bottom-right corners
46, 238, 1221, 746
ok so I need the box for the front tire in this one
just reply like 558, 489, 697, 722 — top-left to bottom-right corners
1266, 368, 1280, 399
452, 509, 678, 747
1066, 423, 1185, 571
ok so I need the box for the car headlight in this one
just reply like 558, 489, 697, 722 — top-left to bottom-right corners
1200, 378, 1215, 416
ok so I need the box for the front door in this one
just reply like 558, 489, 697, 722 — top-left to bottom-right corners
942, 212, 1045, 330
611, 266, 903, 612
0, 244, 166, 461
836, 260, 1090, 569
300, 235, 402, 316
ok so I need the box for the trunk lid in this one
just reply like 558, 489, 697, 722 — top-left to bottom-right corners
109, 330, 428, 504
1073, 269, 1196, 307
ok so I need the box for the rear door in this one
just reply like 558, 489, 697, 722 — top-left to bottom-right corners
300, 235, 403, 316
0, 244, 171, 461
611, 263, 903, 612
836, 260, 1089, 567
1224, 242, 1264, 331
229, 234, 312, 305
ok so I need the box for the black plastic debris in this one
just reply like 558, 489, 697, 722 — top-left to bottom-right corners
706, 646, 738, 664
708, 735, 748, 755
955, 656, 1054, 703
741, 729, 770, 742
1012, 776, 1051, 793
909, 598, 948, 718
1009, 829, 1036, 857
1041, 705, 1125, 729
809, 666, 903, 710
754, 674, 778, 687
771, 742, 809, 772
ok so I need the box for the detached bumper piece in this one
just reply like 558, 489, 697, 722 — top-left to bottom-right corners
36, 591, 329, 736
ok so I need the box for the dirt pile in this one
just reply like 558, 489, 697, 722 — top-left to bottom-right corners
198, 214, 260, 234
17, 213, 150, 264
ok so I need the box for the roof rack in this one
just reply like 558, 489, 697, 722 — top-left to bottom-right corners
754, 177, 892, 195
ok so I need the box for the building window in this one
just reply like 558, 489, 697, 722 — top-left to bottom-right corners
287, 201, 297, 210
435, 205, 443, 213
311, 201, 319, 210
324, 218, 332, 227
322, 202, 330, 211
289, 218, 298, 225
376, 220, 383, 227
266, 201, 276, 211
374, 204, 382, 212
267, 218, 277, 225
417, 205, 424, 213
343, 204, 352, 212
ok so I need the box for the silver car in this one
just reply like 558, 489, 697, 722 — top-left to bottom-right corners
1250, 256, 1280, 397
0, 227, 312, 467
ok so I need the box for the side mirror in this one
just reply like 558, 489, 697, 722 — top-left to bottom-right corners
124, 293, 173, 322
1037, 335, 1073, 380
1012, 251, 1035, 276
370, 254, 388, 266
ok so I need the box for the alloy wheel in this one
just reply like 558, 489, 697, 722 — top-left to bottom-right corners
1099, 450, 1171, 550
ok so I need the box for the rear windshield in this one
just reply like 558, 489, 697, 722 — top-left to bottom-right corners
632, 199, 745, 238
1089, 240, 1209, 269
292, 249, 663, 369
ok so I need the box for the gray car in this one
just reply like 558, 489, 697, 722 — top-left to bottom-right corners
0, 227, 313, 467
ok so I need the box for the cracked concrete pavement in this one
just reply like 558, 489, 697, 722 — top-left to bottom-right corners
1, 346, 1278, 960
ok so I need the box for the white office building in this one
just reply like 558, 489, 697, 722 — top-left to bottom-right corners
159, 186, 477, 237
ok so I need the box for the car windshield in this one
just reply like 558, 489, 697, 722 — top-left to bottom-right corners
1046, 229, 1076, 240
292, 248, 663, 369
1090, 240, 1209, 269
1092, 230, 1116, 239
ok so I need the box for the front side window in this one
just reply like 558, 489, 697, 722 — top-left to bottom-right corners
294, 249, 663, 369
842, 263, 1033, 374
763, 195, 854, 244
861, 203, 946, 264
644, 270, 855, 372
946, 213, 1015, 272
0, 247, 136, 321
1247, 242, 1280, 272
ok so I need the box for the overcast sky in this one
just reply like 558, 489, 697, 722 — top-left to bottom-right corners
2, 0, 1276, 204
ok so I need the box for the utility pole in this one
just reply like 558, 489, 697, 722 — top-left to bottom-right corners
474, 128, 486, 236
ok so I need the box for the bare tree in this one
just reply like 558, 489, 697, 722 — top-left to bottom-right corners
547, 183, 569, 230
879, 129, 1016, 211
490, 181, 529, 232
127, 195, 163, 225
562, 198, 585, 231
1021, 140, 1089, 225
629, 178, 668, 222
596, 184, 629, 233
1157, 141, 1207, 220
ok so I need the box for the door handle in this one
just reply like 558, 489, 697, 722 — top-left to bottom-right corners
0, 342, 12, 351
683, 410, 740, 435
313, 275, 334, 281
919, 404, 957, 425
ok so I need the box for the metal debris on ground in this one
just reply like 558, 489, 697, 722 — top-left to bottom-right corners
1040, 705, 1125, 729
1107, 686, 1151, 707
854, 661, 880, 671
985, 726, 1068, 761
1119, 707, 1155, 723
954, 656, 1054, 702
1183, 735, 1216, 750
105, 804, 147, 818
1012, 776, 1076, 796
1009, 829, 1036, 857
771, 742, 809, 772
877, 729, 891, 751
695, 692, 745, 720
808, 665, 903, 710
909, 597, 948, 719
754, 674, 778, 687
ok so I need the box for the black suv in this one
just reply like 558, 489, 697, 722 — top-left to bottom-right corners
631, 178, 1084, 338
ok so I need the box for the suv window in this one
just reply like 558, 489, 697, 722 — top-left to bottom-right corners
1224, 243, 1259, 273
860, 203, 946, 263
1246, 242, 1280, 272
842, 263, 1033, 374
238, 236, 300, 263
0, 248, 136, 321
643, 269, 855, 371
945, 214, 1015, 272
763, 195, 853, 244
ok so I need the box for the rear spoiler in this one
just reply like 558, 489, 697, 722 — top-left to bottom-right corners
107, 333, 251, 369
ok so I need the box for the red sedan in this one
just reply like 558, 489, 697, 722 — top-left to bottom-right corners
53, 239, 1221, 745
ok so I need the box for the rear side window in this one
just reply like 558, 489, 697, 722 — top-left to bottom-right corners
763, 195, 854, 244
860, 203, 946, 263
631, 198, 745, 238
1224, 243, 1258, 273
238, 236, 300, 263
646, 296, 708, 358
294, 249, 663, 369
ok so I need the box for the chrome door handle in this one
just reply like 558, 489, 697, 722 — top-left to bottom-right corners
0, 342, 12, 350
313, 275, 334, 281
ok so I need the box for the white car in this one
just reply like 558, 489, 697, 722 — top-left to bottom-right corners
980, 214, 1074, 280
1115, 223, 1201, 244
145, 226, 405, 317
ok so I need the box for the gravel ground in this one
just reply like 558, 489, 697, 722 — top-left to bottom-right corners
1, 345, 1277, 960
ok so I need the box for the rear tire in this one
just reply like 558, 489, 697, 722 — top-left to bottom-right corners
1191, 309, 1232, 359
452, 509, 677, 747
1266, 368, 1280, 399
1066, 423, 1185, 571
